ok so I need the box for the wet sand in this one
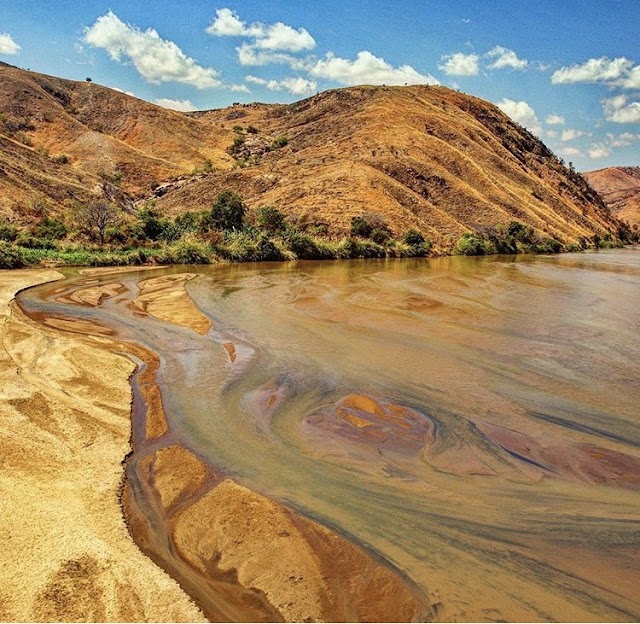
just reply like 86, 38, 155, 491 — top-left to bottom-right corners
0, 270, 204, 622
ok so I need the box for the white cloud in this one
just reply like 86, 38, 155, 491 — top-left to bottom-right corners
545, 113, 565, 125
546, 129, 558, 138
154, 98, 197, 112
496, 98, 541, 136
606, 132, 640, 148
588, 143, 611, 159
558, 146, 583, 157
485, 46, 528, 70
602, 94, 640, 123
205, 7, 246, 36
229, 83, 251, 93
0, 33, 20, 55
246, 75, 317, 95
236, 43, 299, 67
561, 128, 587, 141
551, 56, 635, 85
620, 65, 640, 89
206, 8, 315, 52
309, 51, 439, 86
438, 52, 479, 76
84, 11, 220, 88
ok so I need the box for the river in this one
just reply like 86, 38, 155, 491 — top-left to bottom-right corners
17, 249, 640, 622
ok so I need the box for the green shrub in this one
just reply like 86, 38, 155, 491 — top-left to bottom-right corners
531, 237, 563, 254
270, 136, 289, 149
139, 207, 171, 241
282, 231, 332, 259
350, 216, 373, 238
370, 228, 391, 245
0, 241, 29, 268
401, 228, 432, 256
35, 217, 67, 240
16, 233, 56, 249
211, 191, 247, 231
455, 232, 489, 256
256, 205, 287, 233
255, 235, 284, 261
0, 221, 18, 242
337, 237, 386, 259
158, 241, 211, 264
403, 229, 426, 246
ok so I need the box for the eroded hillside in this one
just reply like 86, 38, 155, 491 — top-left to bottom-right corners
584, 166, 640, 225
0, 62, 622, 248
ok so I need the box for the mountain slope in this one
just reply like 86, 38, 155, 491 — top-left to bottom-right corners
0, 63, 623, 247
154, 86, 615, 246
583, 167, 640, 225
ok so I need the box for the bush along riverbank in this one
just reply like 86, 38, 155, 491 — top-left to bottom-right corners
1, 191, 636, 269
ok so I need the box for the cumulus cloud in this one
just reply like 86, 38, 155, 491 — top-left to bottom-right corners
561, 128, 587, 141
606, 132, 640, 148
0, 33, 20, 55
621, 65, 640, 89
229, 83, 251, 93
485, 46, 528, 70
246, 75, 317, 95
310, 51, 439, 86
438, 52, 479, 76
558, 146, 583, 157
551, 56, 636, 86
588, 143, 611, 159
206, 8, 315, 52
545, 113, 565, 125
496, 98, 541, 136
84, 11, 220, 88
155, 98, 197, 112
602, 94, 640, 123
236, 43, 300, 67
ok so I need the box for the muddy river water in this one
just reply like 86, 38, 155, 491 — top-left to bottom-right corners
18, 249, 640, 622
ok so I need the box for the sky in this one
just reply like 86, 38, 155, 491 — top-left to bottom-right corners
1, 0, 639, 171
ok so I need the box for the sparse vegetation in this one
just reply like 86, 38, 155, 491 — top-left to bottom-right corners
73, 199, 120, 246
0, 241, 29, 268
455, 221, 575, 256
0, 220, 18, 242
210, 191, 247, 231
0, 183, 631, 270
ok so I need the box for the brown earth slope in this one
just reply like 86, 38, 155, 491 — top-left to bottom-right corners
0, 61, 621, 246
584, 166, 640, 225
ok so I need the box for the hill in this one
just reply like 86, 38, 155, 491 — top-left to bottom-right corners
0, 62, 624, 249
583, 167, 640, 225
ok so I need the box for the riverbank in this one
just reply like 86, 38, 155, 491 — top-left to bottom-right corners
5, 268, 430, 622
0, 269, 205, 622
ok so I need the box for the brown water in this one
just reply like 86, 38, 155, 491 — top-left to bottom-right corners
18, 250, 640, 622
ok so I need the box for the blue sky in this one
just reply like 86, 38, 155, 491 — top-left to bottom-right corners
1, 0, 639, 170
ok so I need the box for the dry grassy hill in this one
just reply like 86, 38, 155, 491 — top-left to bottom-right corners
583, 167, 640, 225
0, 62, 623, 247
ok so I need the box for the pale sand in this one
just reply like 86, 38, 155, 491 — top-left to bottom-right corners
132, 274, 212, 335
0, 269, 205, 622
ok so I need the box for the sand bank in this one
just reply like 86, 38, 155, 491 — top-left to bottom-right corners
0, 269, 204, 622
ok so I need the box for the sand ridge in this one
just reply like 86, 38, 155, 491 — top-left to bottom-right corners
0, 269, 205, 622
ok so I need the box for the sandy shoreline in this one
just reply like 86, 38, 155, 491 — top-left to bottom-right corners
2, 269, 428, 623
0, 269, 205, 622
